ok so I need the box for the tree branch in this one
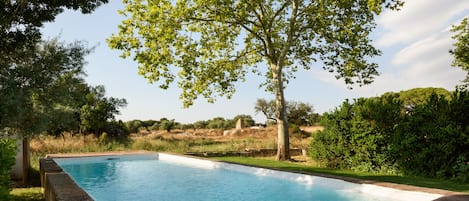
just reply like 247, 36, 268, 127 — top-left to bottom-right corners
279, 0, 298, 65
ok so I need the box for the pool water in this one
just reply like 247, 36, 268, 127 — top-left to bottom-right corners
53, 154, 433, 201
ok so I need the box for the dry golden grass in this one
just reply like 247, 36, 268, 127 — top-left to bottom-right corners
29, 126, 322, 157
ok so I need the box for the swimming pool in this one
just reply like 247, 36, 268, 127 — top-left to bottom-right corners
53, 153, 442, 201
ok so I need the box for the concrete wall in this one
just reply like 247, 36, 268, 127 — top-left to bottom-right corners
10, 138, 23, 180
40, 158, 94, 201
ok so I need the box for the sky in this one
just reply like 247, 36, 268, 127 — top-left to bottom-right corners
41, 0, 469, 124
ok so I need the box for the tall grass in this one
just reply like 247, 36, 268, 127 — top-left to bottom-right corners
30, 133, 278, 156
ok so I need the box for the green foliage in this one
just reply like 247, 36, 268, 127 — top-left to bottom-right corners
290, 124, 301, 134
193, 120, 208, 129
1, 38, 127, 139
255, 99, 317, 126
238, 115, 255, 128
382, 87, 451, 111
450, 17, 469, 88
206, 117, 227, 129
392, 91, 469, 182
103, 121, 130, 141
9, 187, 44, 201
159, 119, 176, 132
310, 96, 403, 173
254, 99, 277, 123
286, 101, 315, 126
109, 0, 402, 106
310, 88, 469, 182
79, 86, 127, 134
0, 138, 17, 199
108, 0, 402, 160
0, 39, 91, 135
0, 0, 108, 53
125, 120, 144, 133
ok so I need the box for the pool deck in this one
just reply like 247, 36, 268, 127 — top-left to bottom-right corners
44, 151, 469, 201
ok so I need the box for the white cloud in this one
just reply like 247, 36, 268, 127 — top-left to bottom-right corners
375, 0, 469, 48
392, 29, 453, 65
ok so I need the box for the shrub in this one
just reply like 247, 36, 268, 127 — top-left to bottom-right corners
103, 121, 130, 142
309, 96, 401, 173
0, 138, 17, 199
392, 91, 469, 182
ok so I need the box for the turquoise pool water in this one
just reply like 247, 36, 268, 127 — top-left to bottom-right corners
53, 154, 415, 201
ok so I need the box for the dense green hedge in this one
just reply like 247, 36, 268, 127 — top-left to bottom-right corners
310, 89, 469, 182
309, 96, 401, 173
392, 92, 469, 181
0, 138, 17, 199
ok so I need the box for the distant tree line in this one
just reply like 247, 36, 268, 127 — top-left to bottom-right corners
125, 115, 256, 133
124, 102, 322, 134
309, 87, 469, 182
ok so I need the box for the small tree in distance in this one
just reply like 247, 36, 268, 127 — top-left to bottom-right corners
255, 99, 316, 126
108, 0, 403, 160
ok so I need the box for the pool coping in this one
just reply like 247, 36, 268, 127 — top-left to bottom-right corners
42, 151, 469, 201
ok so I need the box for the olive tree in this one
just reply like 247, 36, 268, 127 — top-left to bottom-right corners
108, 0, 402, 160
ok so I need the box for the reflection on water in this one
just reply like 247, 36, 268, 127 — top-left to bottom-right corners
57, 158, 392, 201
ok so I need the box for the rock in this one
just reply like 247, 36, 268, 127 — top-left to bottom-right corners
236, 119, 243, 130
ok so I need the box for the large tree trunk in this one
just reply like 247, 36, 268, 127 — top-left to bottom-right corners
271, 63, 290, 160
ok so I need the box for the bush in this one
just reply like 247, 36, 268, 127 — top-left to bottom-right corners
0, 138, 17, 199
309, 96, 401, 173
103, 121, 130, 141
392, 91, 469, 182
310, 89, 469, 181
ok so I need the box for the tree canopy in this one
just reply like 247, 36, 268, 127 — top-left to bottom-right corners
108, 0, 402, 160
254, 98, 317, 126
1, 0, 111, 136
450, 17, 469, 88
381, 87, 451, 111
0, 0, 108, 52
0, 39, 90, 135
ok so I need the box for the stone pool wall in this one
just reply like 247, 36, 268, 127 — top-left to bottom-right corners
40, 158, 94, 201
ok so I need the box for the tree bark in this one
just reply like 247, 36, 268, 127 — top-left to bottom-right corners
271, 63, 290, 160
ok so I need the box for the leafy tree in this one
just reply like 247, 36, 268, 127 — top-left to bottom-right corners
108, 0, 402, 160
382, 87, 451, 111
0, 39, 91, 136
1, 0, 109, 137
308, 113, 321, 126
450, 17, 469, 88
0, 0, 108, 53
0, 1, 109, 190
159, 119, 176, 132
254, 99, 277, 123
80, 86, 128, 135
207, 117, 227, 129
126, 120, 144, 133
233, 114, 255, 128
286, 101, 314, 126
193, 120, 208, 129
255, 99, 315, 126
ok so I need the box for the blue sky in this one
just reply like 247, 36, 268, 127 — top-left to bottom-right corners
41, 0, 469, 124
